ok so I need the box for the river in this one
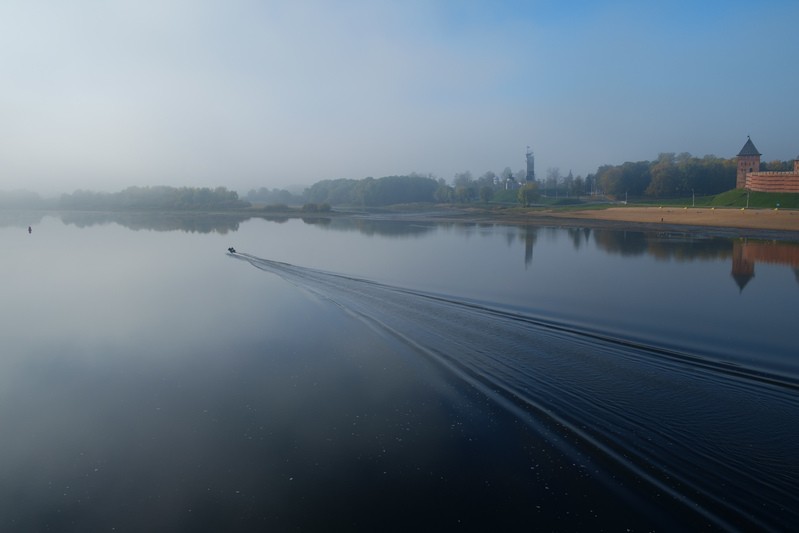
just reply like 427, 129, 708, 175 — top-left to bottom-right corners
1, 212, 796, 531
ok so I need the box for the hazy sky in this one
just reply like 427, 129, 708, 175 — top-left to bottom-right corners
2, 0, 798, 194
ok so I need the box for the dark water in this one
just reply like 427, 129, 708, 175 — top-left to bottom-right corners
1, 213, 797, 531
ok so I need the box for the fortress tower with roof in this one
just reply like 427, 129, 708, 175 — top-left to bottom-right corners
736, 137, 799, 193
736, 137, 761, 189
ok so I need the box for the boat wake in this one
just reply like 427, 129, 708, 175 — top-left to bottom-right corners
231, 252, 799, 530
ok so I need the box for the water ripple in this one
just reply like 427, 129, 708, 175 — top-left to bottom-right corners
233, 252, 799, 531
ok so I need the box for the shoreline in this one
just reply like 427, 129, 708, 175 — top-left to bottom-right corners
359, 206, 799, 242
9, 205, 799, 242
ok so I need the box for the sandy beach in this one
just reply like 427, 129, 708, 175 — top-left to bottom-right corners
555, 206, 799, 232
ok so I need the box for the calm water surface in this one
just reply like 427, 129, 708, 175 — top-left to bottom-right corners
1, 212, 797, 531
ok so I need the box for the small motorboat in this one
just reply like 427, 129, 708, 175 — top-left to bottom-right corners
228, 247, 236, 254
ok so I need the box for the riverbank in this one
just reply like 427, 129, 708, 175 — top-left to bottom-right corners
366, 205, 799, 242
9, 205, 799, 242
558, 206, 799, 230
549, 207, 799, 241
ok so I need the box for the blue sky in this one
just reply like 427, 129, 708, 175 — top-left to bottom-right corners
1, 0, 798, 194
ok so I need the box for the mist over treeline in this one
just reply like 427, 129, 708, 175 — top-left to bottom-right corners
295, 152, 770, 205
0, 186, 248, 210
1, 177, 445, 210
59, 186, 248, 210
0, 190, 49, 209
304, 174, 440, 206
246, 174, 443, 206
2, 153, 794, 210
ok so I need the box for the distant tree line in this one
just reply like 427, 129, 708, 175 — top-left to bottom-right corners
760, 159, 796, 172
4, 152, 794, 214
304, 174, 439, 206
430, 167, 531, 204
59, 186, 248, 210
593, 153, 738, 198
298, 151, 792, 205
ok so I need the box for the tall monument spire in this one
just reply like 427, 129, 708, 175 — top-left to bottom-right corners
525, 146, 535, 182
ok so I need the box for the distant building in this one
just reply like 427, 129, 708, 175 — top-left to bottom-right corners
736, 137, 799, 192
525, 147, 535, 182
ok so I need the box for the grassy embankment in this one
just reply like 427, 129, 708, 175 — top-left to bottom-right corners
628, 189, 799, 209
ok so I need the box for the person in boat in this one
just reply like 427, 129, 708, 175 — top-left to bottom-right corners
28, 226, 31, 234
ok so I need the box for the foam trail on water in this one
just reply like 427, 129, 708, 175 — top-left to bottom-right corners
232, 252, 799, 531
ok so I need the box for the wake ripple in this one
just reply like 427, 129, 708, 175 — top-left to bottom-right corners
233, 252, 799, 531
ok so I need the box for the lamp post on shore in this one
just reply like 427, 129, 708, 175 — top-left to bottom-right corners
692, 189, 695, 208
746, 190, 750, 209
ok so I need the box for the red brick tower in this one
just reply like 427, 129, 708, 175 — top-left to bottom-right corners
736, 136, 761, 189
